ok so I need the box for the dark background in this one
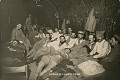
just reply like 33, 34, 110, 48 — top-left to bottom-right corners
0, 0, 120, 42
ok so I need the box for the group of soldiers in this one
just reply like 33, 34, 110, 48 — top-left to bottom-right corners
10, 22, 120, 80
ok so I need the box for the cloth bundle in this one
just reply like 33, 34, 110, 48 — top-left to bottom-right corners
78, 60, 105, 77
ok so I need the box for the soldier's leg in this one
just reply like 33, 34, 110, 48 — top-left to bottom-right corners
29, 62, 38, 80
27, 48, 35, 58
36, 56, 50, 75
40, 60, 57, 76
36, 60, 46, 75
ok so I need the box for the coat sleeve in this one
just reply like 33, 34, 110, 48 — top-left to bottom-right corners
93, 42, 111, 58
90, 43, 97, 55
20, 30, 26, 39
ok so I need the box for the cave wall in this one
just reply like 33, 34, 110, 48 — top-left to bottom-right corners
0, 0, 59, 42
0, 0, 120, 42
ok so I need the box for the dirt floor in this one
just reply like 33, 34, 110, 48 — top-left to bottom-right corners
0, 64, 120, 80
1, 73, 26, 80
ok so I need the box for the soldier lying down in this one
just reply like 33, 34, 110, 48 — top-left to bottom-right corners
36, 47, 105, 80
28, 35, 105, 80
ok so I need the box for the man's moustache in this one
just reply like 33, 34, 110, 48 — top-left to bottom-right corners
60, 41, 66, 44
97, 39, 102, 42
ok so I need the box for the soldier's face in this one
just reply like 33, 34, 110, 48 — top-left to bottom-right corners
71, 33, 76, 38
12, 41, 18, 46
59, 30, 62, 33
89, 35, 94, 43
60, 37, 66, 43
29, 14, 31, 17
65, 48, 71, 54
110, 37, 116, 46
96, 35, 103, 42
17, 24, 22, 29
78, 34, 84, 39
68, 28, 72, 33
62, 30, 66, 34
46, 34, 50, 39
55, 28, 58, 32
39, 30, 43, 33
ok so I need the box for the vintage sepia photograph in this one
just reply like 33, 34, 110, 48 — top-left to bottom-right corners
0, 0, 120, 80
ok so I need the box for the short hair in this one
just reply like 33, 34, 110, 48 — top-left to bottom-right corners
12, 39, 20, 44
65, 48, 71, 52
45, 33, 52, 40
89, 33, 96, 38
59, 35, 66, 39
89, 33, 96, 42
